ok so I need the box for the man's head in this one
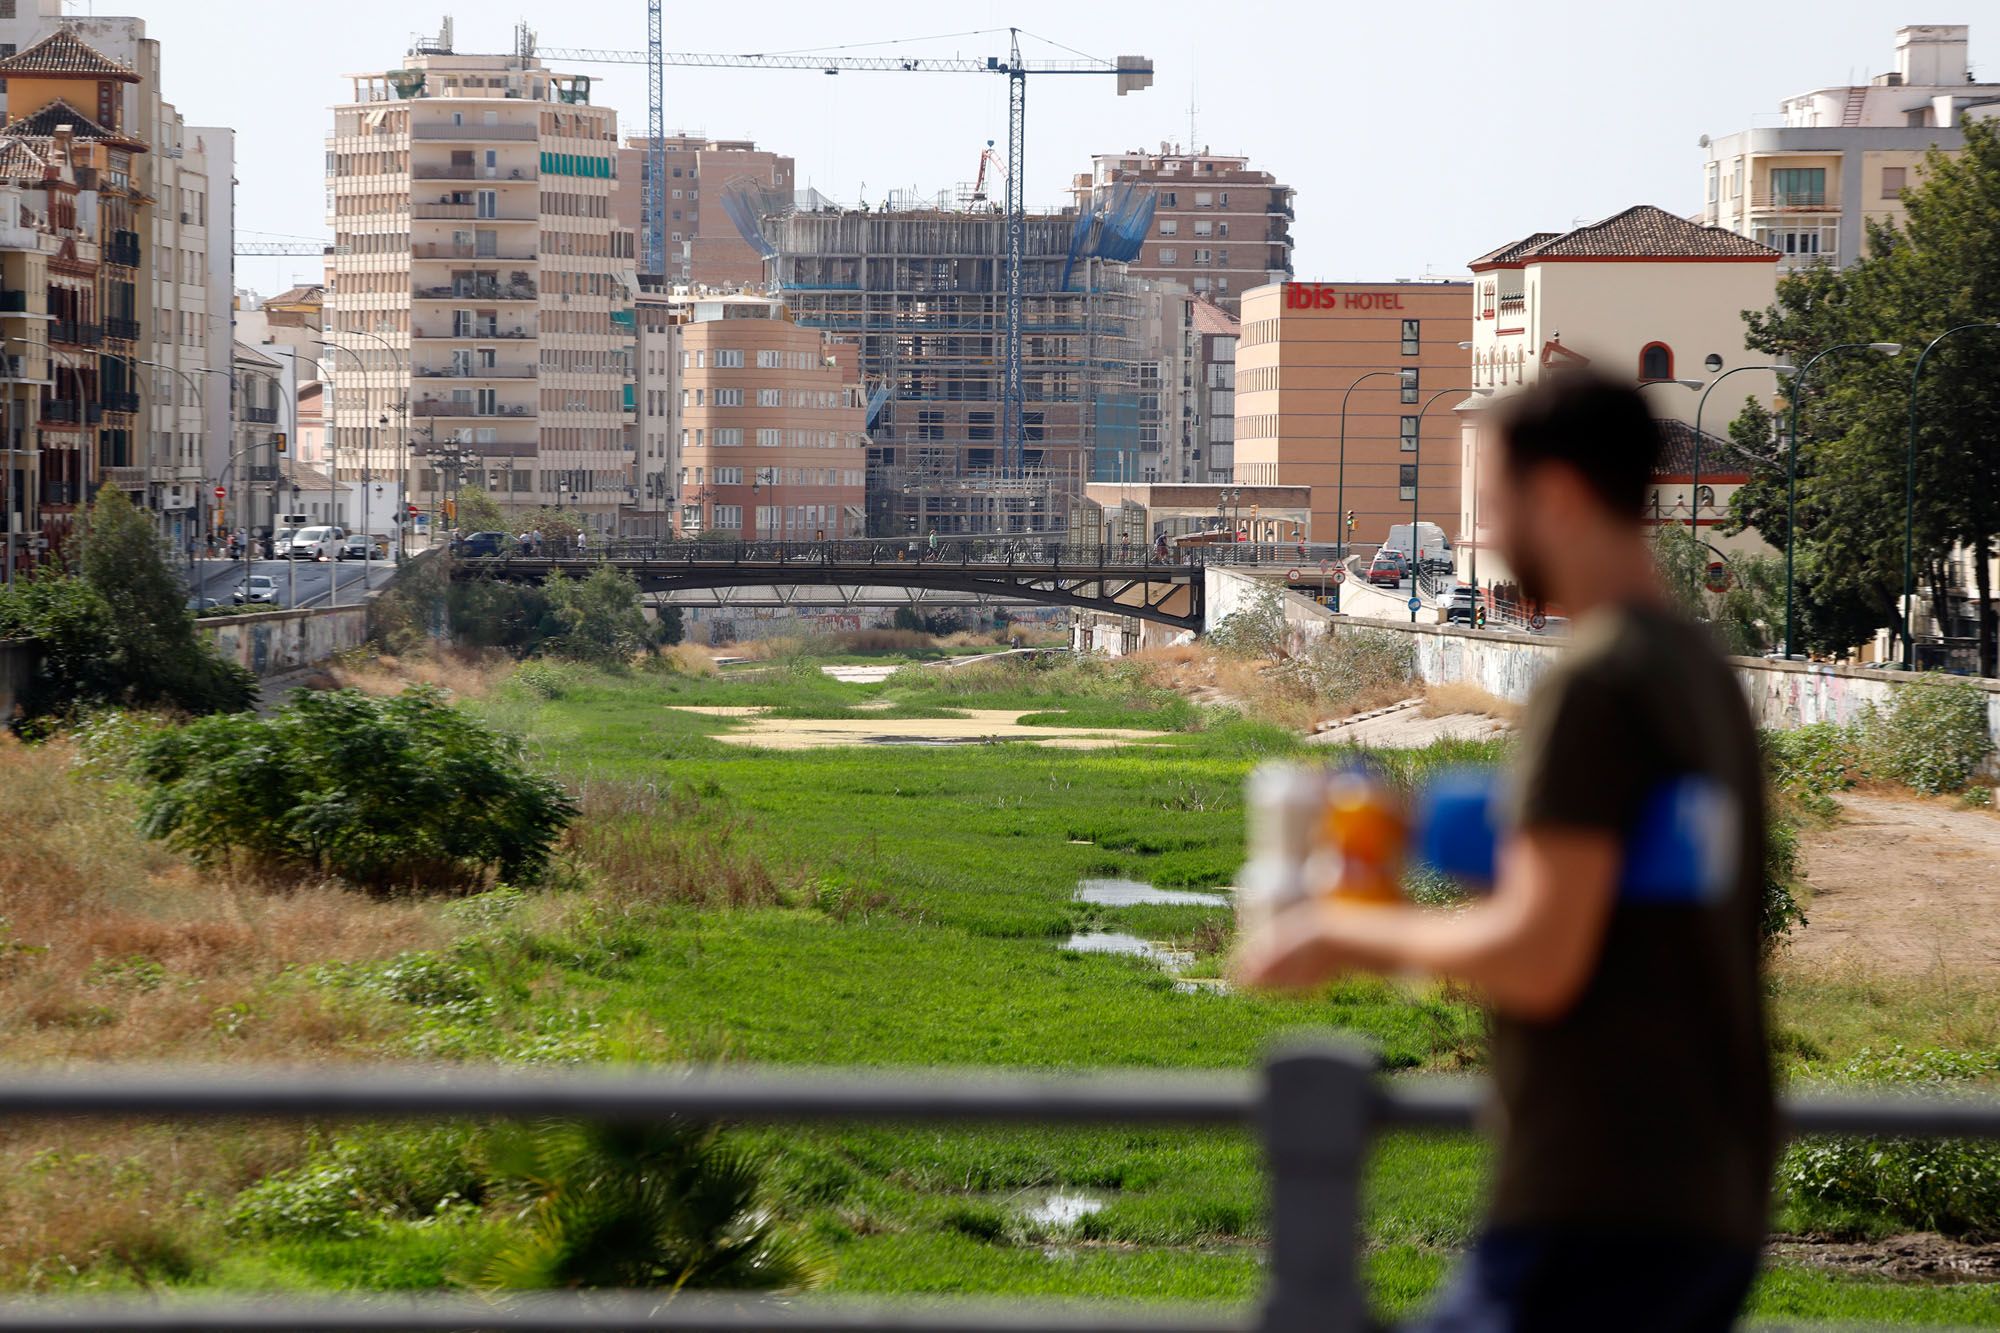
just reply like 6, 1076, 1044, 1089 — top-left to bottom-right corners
1484, 375, 1663, 604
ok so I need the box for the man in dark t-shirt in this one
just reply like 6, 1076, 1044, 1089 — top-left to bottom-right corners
1239, 375, 1773, 1330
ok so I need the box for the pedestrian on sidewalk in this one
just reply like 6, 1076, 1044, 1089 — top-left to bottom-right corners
1239, 374, 1773, 1332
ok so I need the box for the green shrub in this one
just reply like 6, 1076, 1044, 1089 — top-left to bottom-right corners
541, 565, 652, 666
513, 661, 571, 700
1859, 677, 1995, 794
1763, 722, 1866, 807
1283, 627, 1416, 703
1762, 814, 1808, 948
133, 686, 576, 892
225, 1127, 482, 1239
1779, 1047, 2000, 1238
1207, 584, 1288, 658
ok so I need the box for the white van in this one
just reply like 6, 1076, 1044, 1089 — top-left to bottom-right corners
283, 525, 339, 561
1384, 521, 1451, 571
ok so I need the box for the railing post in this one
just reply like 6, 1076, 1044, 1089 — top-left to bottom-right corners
1259, 1037, 1373, 1333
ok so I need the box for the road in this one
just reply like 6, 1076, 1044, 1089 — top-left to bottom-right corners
188, 556, 399, 611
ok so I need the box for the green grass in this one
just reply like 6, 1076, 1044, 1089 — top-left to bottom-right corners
172, 658, 2000, 1324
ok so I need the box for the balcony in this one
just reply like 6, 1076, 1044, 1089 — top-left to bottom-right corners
1750, 191, 1836, 213
106, 316, 142, 343
0, 290, 31, 313
413, 400, 535, 418
244, 405, 279, 424
105, 232, 142, 268
415, 364, 537, 379
101, 465, 146, 488
248, 464, 283, 483
412, 242, 538, 261
412, 122, 538, 142
41, 399, 81, 423
414, 326, 534, 340
412, 202, 536, 221
414, 280, 538, 302
103, 390, 141, 414
412, 163, 535, 182
1497, 293, 1526, 316
50, 320, 104, 347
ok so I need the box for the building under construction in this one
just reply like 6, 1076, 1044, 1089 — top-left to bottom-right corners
727, 188, 1157, 536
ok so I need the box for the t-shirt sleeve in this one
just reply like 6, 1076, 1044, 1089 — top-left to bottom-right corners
1510, 666, 1650, 834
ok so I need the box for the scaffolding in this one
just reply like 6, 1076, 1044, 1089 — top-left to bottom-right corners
749, 207, 1152, 537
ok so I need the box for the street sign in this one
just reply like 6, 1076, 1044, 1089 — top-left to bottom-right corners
1331, 568, 1346, 585
1286, 568, 1302, 582
213, 485, 226, 500
1318, 559, 1331, 575
1704, 560, 1731, 594
1407, 595, 1422, 613
1529, 611, 1548, 631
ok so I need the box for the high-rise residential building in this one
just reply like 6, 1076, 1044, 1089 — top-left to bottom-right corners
626, 280, 678, 538
326, 32, 629, 531
1190, 297, 1239, 482
1072, 145, 1294, 314
1702, 26, 1999, 271
669, 293, 865, 541
738, 202, 1154, 536
1233, 279, 1473, 548
0, 3, 235, 551
613, 135, 793, 287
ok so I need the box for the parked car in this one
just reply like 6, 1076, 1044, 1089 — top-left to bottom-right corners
455, 531, 509, 558
1366, 549, 1408, 587
337, 533, 387, 560
282, 525, 339, 561
1443, 585, 1480, 625
185, 595, 222, 612
233, 574, 279, 605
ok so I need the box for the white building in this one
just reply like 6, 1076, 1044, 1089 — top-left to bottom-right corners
1461, 206, 1782, 592
1702, 26, 2000, 271
326, 26, 630, 532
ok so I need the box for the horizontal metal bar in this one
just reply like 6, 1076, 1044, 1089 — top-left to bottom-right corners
0, 1293, 1249, 1333
0, 1066, 1255, 1126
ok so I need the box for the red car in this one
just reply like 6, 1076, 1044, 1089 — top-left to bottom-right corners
1366, 549, 1407, 586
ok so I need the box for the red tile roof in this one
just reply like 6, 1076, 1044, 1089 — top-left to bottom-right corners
1, 100, 123, 144
1190, 296, 1239, 337
0, 29, 140, 82
1473, 206, 1777, 269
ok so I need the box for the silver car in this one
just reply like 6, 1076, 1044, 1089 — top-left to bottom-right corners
233, 574, 279, 605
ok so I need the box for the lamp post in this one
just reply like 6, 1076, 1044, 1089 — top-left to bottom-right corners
1411, 386, 1476, 622
1334, 369, 1399, 611
1781, 342, 1902, 659
1901, 323, 2000, 670
1687, 364, 1787, 601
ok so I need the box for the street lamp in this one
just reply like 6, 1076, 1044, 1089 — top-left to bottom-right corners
1901, 322, 2000, 670
1410, 386, 1477, 622
1688, 365, 1787, 601
1781, 342, 1902, 659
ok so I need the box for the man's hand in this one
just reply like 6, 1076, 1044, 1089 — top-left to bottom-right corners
1230, 825, 1622, 1021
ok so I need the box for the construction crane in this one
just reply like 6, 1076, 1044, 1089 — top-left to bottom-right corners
536, 16, 1153, 474
235, 242, 332, 256
969, 139, 1000, 210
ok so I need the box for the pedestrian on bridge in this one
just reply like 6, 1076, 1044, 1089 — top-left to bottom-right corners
1239, 375, 1772, 1332
926, 527, 939, 561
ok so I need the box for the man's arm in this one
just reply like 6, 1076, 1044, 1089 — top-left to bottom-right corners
1234, 824, 1620, 1021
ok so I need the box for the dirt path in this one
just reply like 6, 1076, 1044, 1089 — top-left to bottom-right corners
1792, 791, 2000, 976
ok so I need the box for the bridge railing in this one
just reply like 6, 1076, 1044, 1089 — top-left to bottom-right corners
2, 1041, 1997, 1330
466, 536, 1213, 571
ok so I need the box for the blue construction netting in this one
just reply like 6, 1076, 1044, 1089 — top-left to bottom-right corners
1059, 181, 1157, 288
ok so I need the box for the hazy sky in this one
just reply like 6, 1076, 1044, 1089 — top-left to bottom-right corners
89, 0, 1966, 295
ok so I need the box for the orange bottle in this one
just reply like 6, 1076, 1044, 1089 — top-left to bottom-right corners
1315, 770, 1406, 907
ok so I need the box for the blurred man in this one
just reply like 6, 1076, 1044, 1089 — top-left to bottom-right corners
1238, 375, 1772, 1330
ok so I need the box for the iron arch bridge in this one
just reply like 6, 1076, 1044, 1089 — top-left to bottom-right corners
452, 537, 1214, 630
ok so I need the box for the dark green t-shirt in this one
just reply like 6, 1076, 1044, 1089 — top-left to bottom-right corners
1495, 602, 1774, 1248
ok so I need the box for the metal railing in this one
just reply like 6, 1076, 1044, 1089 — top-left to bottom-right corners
1, 1041, 1997, 1330
467, 535, 1212, 570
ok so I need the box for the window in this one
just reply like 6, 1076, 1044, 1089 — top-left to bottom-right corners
1193, 248, 1212, 266
1638, 342, 1673, 382
712, 505, 742, 529
1399, 464, 1417, 501
1881, 166, 1907, 199
714, 348, 744, 368
757, 388, 781, 407
1400, 367, 1419, 404
713, 467, 743, 485
1194, 191, 1213, 207
1193, 220, 1212, 237
714, 388, 743, 406
1157, 219, 1178, 236
1768, 167, 1826, 208
1400, 319, 1420, 355
1399, 416, 1418, 451
1158, 248, 1178, 265
757, 428, 782, 446
757, 349, 782, 368
1159, 191, 1176, 207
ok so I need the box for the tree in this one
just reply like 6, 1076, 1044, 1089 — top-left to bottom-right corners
1729, 119, 2000, 673
134, 686, 576, 892
1652, 525, 1785, 658
657, 604, 685, 646
541, 565, 651, 666
0, 489, 254, 726
455, 486, 510, 534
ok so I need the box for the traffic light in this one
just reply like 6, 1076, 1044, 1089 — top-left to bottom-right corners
273, 432, 288, 454
444, 498, 457, 524
1346, 510, 1357, 532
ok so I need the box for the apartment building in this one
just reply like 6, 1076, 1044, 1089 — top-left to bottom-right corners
1233, 280, 1472, 546
0, 141, 59, 577
1190, 297, 1238, 481
1463, 206, 1780, 587
0, 3, 235, 549
613, 135, 793, 286
326, 33, 630, 531
1702, 26, 2000, 270
1072, 145, 1294, 313
627, 281, 678, 536
672, 293, 865, 541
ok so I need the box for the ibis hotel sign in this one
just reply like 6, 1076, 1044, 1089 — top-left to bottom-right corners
1284, 283, 1407, 311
